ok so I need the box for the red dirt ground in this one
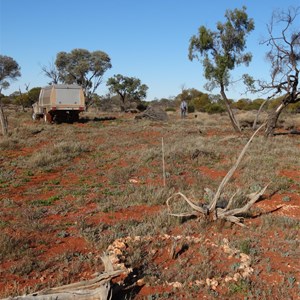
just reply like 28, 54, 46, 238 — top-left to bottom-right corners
0, 113, 299, 299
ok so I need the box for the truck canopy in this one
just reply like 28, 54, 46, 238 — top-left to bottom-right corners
38, 84, 85, 111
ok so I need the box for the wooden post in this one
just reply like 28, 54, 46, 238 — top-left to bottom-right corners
162, 137, 166, 187
0, 99, 8, 136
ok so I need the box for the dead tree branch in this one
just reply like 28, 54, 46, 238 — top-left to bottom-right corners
4, 255, 123, 300
208, 124, 265, 212
166, 124, 269, 227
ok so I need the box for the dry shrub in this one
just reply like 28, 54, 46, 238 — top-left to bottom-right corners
0, 233, 31, 262
237, 111, 256, 126
1, 108, 300, 298
280, 113, 300, 130
0, 138, 23, 150
26, 141, 89, 169
195, 112, 229, 127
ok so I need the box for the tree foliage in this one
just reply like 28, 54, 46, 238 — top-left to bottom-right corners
14, 87, 41, 109
176, 88, 203, 102
0, 55, 21, 92
106, 74, 148, 111
55, 49, 112, 106
192, 94, 211, 111
27, 87, 41, 104
189, 6, 254, 131
0, 55, 21, 136
189, 6, 254, 90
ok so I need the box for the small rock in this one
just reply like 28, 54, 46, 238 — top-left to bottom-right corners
137, 278, 145, 286
233, 273, 242, 281
113, 240, 127, 250
240, 253, 250, 263
206, 278, 218, 290
242, 267, 254, 278
195, 279, 205, 286
129, 178, 139, 183
171, 282, 183, 289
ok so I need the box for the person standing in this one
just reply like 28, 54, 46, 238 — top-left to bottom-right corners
180, 99, 187, 118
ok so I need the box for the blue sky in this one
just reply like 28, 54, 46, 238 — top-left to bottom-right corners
0, 0, 299, 100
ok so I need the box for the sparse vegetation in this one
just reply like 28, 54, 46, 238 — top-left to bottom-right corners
0, 108, 299, 299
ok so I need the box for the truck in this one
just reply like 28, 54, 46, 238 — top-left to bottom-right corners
32, 84, 85, 123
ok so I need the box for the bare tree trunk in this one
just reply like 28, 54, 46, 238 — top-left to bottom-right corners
19, 86, 27, 112
85, 95, 95, 112
120, 100, 126, 112
265, 103, 286, 137
220, 86, 241, 132
0, 100, 8, 136
117, 92, 127, 112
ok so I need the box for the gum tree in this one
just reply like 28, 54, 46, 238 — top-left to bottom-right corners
55, 49, 112, 108
0, 55, 21, 136
189, 6, 254, 132
106, 74, 148, 111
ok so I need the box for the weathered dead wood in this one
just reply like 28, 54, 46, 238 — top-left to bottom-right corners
135, 106, 168, 121
166, 124, 269, 227
3, 255, 123, 300
208, 124, 265, 213
0, 100, 8, 136
253, 99, 267, 130
215, 184, 269, 226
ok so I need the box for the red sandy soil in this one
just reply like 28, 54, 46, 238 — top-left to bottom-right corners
0, 114, 299, 299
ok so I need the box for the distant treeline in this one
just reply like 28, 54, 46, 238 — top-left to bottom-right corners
1, 87, 300, 114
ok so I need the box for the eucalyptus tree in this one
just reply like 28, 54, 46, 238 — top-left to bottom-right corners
259, 7, 300, 136
55, 49, 112, 108
106, 74, 148, 111
0, 55, 21, 135
189, 6, 254, 132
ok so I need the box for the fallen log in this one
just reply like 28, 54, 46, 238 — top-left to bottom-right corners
3, 255, 123, 300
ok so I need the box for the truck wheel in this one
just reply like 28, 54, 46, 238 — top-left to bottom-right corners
44, 113, 52, 123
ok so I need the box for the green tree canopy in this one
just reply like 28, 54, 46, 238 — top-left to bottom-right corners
233, 98, 251, 110
0, 55, 21, 135
106, 74, 148, 111
55, 49, 112, 106
0, 55, 21, 93
27, 87, 41, 104
176, 88, 203, 102
188, 6, 254, 131
192, 93, 211, 111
